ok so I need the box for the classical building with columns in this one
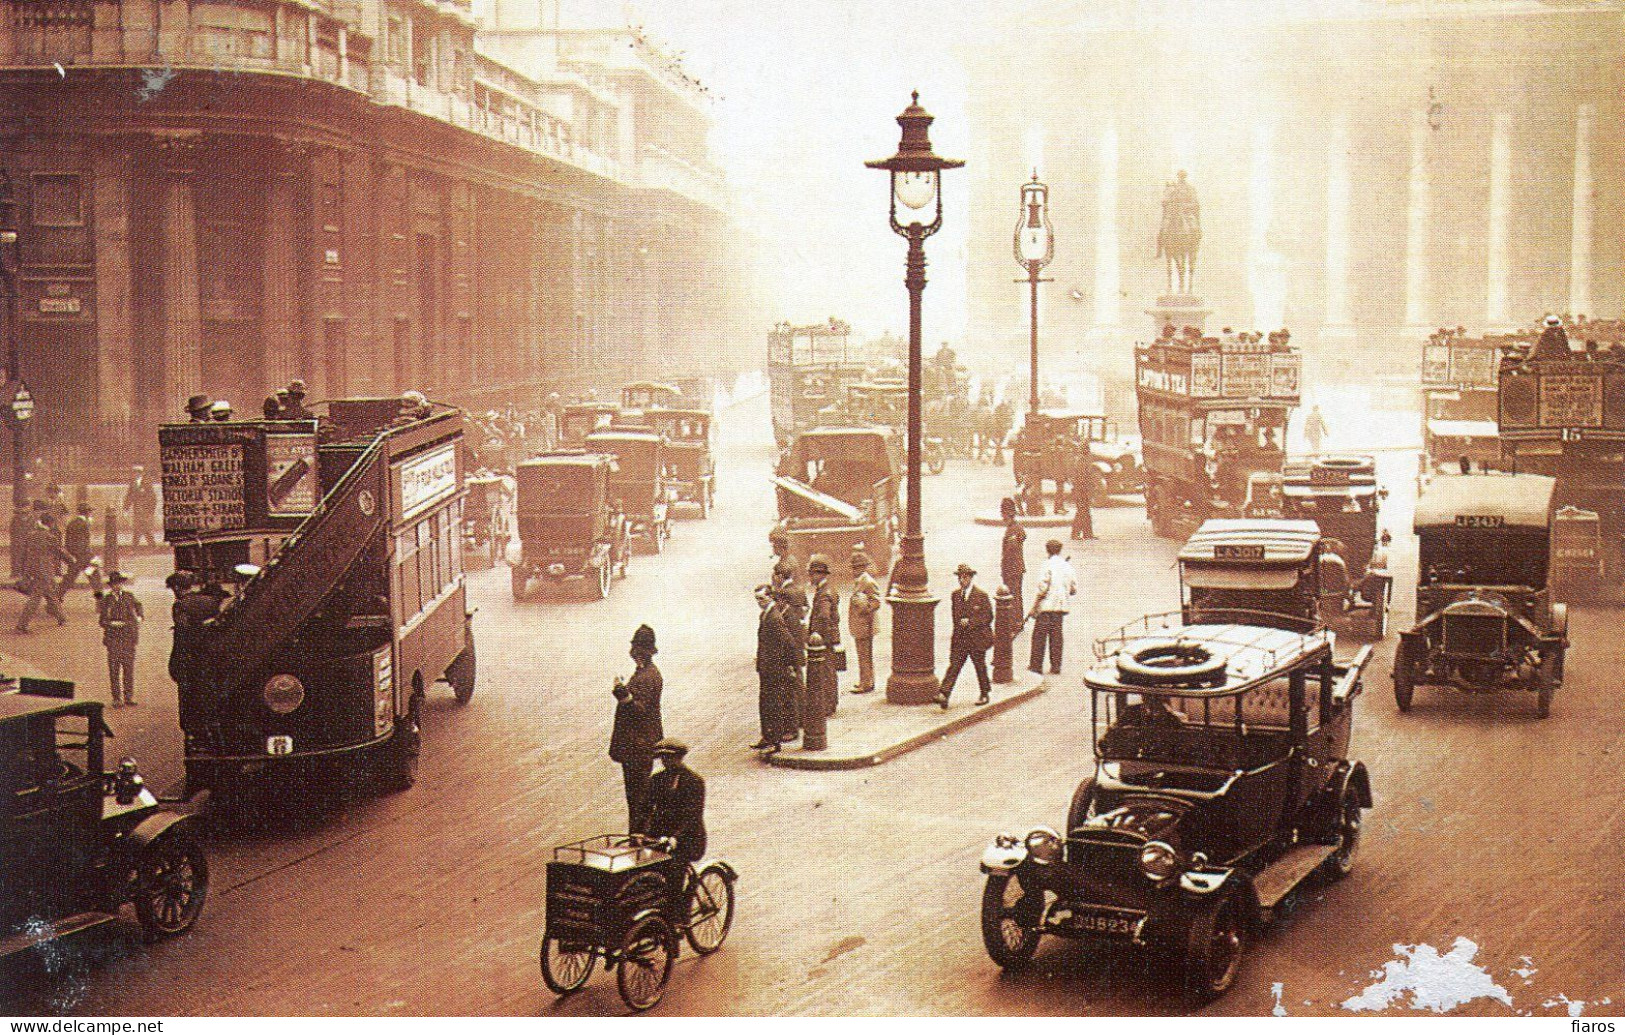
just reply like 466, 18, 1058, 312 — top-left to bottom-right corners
0, 0, 736, 470
966, 0, 1623, 389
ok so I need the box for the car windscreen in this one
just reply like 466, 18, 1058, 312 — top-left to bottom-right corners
1419, 529, 1548, 589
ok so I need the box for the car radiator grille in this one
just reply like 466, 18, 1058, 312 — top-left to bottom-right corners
1443, 613, 1505, 656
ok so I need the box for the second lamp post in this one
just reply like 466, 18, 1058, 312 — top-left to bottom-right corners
866, 92, 962, 705
1014, 172, 1054, 418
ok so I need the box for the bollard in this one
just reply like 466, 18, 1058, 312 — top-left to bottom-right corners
801, 633, 830, 752
103, 505, 121, 575
993, 584, 1018, 684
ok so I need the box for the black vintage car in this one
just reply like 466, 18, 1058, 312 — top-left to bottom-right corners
585, 428, 674, 553
1394, 472, 1567, 717
1, 692, 207, 958
981, 615, 1372, 1002
511, 452, 630, 601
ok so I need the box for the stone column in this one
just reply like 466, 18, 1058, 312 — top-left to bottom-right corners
261, 141, 304, 394
1323, 118, 1354, 339
1402, 108, 1432, 333
156, 134, 203, 418
1248, 117, 1285, 331
92, 147, 134, 429
1485, 109, 1512, 329
1569, 103, 1596, 318
1091, 124, 1121, 337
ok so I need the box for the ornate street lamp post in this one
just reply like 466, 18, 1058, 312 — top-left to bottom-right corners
866, 92, 963, 704
1014, 172, 1053, 417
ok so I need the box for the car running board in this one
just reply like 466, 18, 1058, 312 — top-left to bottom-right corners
0, 911, 118, 959
1253, 844, 1337, 913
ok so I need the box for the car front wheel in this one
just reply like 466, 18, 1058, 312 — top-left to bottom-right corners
1327, 783, 1363, 879
981, 872, 1042, 969
1182, 881, 1251, 1003
133, 830, 209, 940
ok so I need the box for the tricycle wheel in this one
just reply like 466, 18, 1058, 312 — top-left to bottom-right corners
616, 913, 675, 1011
980, 872, 1042, 969
133, 830, 209, 940
511, 566, 529, 601
684, 865, 735, 955
926, 444, 946, 476
1182, 881, 1251, 1004
539, 930, 595, 995
1326, 782, 1364, 880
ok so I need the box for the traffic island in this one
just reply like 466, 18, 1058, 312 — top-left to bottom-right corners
763, 669, 1047, 770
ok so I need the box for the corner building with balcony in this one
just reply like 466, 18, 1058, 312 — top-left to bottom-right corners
0, 0, 736, 469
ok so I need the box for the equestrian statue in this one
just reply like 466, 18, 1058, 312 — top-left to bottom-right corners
1156, 170, 1202, 296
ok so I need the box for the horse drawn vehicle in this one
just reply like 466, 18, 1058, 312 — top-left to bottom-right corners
462, 473, 515, 569
540, 834, 736, 1011
772, 427, 899, 581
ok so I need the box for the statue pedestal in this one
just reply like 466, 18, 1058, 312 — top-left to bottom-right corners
1147, 295, 1212, 339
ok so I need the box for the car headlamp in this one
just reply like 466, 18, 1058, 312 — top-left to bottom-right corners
263, 673, 305, 715
1025, 827, 1063, 865
1139, 840, 1180, 881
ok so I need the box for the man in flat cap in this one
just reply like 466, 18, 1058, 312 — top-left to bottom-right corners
610, 624, 664, 835
934, 562, 995, 709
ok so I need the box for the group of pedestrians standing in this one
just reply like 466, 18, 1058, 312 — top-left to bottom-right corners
752, 551, 870, 754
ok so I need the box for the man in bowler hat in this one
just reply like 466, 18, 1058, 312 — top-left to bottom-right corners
98, 571, 143, 706
610, 624, 664, 834
934, 563, 995, 708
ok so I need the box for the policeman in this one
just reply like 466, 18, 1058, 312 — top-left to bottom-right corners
98, 571, 144, 706
609, 625, 664, 835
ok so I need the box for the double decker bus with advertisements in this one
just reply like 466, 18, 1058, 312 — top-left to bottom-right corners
768, 319, 867, 448
159, 397, 476, 804
1497, 319, 1625, 583
1136, 330, 1301, 540
1420, 328, 1510, 482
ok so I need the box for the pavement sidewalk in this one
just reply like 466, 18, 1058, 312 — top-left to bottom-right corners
763, 669, 1047, 770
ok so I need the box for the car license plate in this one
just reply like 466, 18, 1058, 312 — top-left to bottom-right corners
1076, 908, 1142, 937
267, 735, 294, 756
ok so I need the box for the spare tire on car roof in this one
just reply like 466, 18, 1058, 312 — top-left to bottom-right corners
1117, 640, 1229, 689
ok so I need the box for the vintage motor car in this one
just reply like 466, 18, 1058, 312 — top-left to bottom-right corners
772, 426, 900, 581
980, 614, 1372, 1002
1, 692, 208, 958
1014, 409, 1143, 506
584, 427, 674, 553
1179, 519, 1389, 640
640, 408, 715, 518
619, 380, 686, 414
558, 402, 621, 449
463, 473, 515, 569
1279, 456, 1390, 637
1395, 472, 1567, 717
511, 452, 630, 601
